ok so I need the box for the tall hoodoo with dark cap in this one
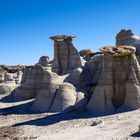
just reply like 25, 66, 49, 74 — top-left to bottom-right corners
50, 35, 82, 75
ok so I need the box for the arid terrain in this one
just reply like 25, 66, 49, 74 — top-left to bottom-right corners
0, 94, 140, 140
1, 30, 140, 140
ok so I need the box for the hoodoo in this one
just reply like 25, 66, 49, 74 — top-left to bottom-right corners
50, 35, 82, 75
87, 45, 140, 114
4, 31, 140, 114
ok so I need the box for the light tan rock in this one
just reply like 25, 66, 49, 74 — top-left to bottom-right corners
87, 46, 140, 114
0, 81, 16, 95
38, 56, 50, 67
64, 67, 83, 89
11, 64, 45, 101
51, 36, 82, 74
116, 29, 140, 55
50, 83, 77, 112
30, 70, 63, 112
79, 49, 93, 57
30, 82, 76, 113
87, 53, 115, 114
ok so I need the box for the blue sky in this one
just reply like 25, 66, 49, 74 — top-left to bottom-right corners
0, 0, 140, 65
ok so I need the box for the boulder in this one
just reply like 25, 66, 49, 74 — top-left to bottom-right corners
50, 83, 77, 112
0, 73, 5, 83
79, 49, 93, 57
38, 56, 50, 67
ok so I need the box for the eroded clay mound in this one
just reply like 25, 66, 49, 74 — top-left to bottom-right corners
49, 83, 77, 112
87, 46, 140, 114
11, 64, 45, 101
30, 73, 77, 112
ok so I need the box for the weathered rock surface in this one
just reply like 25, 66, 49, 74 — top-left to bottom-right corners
50, 83, 77, 112
11, 65, 45, 101
0, 81, 16, 95
14, 70, 23, 84
79, 49, 93, 57
0, 66, 6, 83
38, 56, 50, 67
116, 29, 140, 55
87, 53, 115, 114
51, 36, 82, 74
64, 68, 83, 90
0, 74, 5, 83
87, 46, 140, 114
26, 68, 82, 113
4, 33, 140, 115
30, 71, 64, 112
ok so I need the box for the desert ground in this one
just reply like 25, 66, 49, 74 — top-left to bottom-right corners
0, 94, 140, 140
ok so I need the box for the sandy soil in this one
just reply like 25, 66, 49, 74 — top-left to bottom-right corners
0, 94, 140, 140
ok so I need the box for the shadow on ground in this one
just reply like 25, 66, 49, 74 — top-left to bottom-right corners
0, 101, 34, 115
131, 131, 140, 137
12, 111, 103, 127
0, 94, 15, 103
0, 90, 35, 103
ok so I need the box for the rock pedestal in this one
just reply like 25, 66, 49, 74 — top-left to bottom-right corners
87, 46, 140, 114
50, 35, 82, 75
116, 29, 140, 55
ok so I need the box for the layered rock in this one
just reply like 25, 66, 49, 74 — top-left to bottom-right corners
50, 35, 82, 75
49, 83, 77, 112
116, 29, 140, 55
6, 33, 140, 115
64, 67, 83, 90
81, 54, 103, 87
0, 74, 4, 83
10, 63, 78, 112
87, 46, 140, 114
79, 49, 103, 61
38, 56, 50, 67
79, 49, 93, 57
11, 65, 45, 101
0, 80, 16, 95
0, 67, 16, 94
21, 66, 32, 84
30, 71, 77, 112
0, 66, 6, 83
30, 70, 62, 112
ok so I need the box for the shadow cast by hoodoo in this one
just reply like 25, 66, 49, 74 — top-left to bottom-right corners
12, 110, 109, 127
0, 100, 34, 115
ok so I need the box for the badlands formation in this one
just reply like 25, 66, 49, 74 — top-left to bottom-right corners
0, 30, 140, 140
